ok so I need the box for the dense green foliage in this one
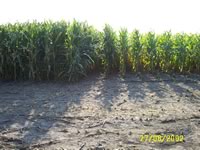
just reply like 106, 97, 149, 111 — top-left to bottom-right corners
0, 20, 199, 81
102, 24, 119, 74
119, 28, 129, 76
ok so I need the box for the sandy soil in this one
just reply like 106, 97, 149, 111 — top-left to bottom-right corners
0, 73, 200, 150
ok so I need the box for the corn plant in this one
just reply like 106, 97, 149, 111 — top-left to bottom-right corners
172, 33, 187, 72
130, 30, 143, 72
64, 20, 99, 81
142, 32, 158, 72
102, 24, 118, 74
157, 31, 173, 72
184, 34, 200, 72
118, 28, 129, 76
0, 20, 199, 81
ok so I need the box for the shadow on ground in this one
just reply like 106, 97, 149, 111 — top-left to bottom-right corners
0, 73, 199, 149
0, 75, 98, 149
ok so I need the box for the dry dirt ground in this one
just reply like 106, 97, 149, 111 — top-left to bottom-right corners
0, 73, 200, 150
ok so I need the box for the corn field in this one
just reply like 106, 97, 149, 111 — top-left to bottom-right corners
0, 20, 199, 81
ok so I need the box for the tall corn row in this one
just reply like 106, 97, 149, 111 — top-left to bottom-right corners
64, 20, 99, 81
0, 20, 200, 81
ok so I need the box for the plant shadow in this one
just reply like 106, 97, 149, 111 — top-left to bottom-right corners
0, 75, 98, 149
0, 73, 199, 149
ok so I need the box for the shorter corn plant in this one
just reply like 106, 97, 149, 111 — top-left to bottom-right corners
156, 31, 173, 72
172, 33, 187, 72
142, 32, 158, 72
129, 30, 143, 72
187, 34, 200, 72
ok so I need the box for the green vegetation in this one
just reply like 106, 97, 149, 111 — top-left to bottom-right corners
129, 30, 143, 72
0, 20, 199, 81
102, 24, 118, 74
119, 28, 129, 76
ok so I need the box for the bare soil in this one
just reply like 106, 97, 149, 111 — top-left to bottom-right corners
0, 73, 200, 150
